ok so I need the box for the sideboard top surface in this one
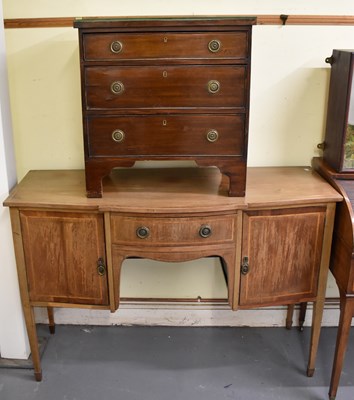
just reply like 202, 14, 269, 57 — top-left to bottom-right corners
4, 167, 342, 213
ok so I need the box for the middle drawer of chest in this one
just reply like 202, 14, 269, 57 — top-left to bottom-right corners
86, 114, 245, 157
84, 65, 246, 110
110, 214, 237, 246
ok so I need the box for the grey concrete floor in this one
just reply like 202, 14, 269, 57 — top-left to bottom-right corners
0, 325, 353, 400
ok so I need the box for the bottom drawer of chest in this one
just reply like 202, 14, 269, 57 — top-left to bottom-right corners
86, 115, 245, 157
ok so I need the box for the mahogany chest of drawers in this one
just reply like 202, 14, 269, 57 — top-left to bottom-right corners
74, 17, 256, 197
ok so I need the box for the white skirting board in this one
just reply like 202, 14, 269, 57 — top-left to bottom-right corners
33, 300, 346, 328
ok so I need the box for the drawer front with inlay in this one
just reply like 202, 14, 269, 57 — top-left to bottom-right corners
84, 66, 246, 110
82, 32, 249, 61
110, 214, 237, 246
86, 114, 245, 156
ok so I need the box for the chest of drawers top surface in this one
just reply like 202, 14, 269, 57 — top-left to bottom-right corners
75, 17, 256, 198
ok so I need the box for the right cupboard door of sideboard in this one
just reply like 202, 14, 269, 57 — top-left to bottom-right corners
19, 210, 109, 306
239, 207, 326, 308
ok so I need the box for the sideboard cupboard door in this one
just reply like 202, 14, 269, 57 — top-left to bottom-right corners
239, 207, 326, 308
20, 211, 109, 306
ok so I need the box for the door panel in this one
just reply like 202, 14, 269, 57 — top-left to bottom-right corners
20, 211, 108, 305
239, 207, 326, 307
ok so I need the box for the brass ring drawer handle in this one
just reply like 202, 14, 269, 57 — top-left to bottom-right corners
136, 226, 150, 239
207, 80, 220, 94
110, 40, 123, 54
112, 129, 125, 143
208, 39, 221, 53
111, 81, 125, 95
206, 130, 219, 143
199, 225, 212, 238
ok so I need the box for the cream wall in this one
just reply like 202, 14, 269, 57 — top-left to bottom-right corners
3, 1, 354, 311
3, 0, 354, 18
0, 0, 29, 358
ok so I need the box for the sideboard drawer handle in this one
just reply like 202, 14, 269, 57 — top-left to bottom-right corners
111, 81, 125, 95
136, 226, 150, 239
97, 258, 106, 276
110, 40, 123, 54
112, 129, 125, 143
207, 80, 220, 94
206, 129, 219, 143
199, 225, 212, 238
208, 39, 221, 53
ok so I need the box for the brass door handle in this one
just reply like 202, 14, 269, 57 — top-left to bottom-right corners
241, 256, 249, 275
97, 258, 106, 276
207, 80, 220, 94
110, 40, 123, 54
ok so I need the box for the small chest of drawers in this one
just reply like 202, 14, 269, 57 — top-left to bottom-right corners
74, 17, 255, 197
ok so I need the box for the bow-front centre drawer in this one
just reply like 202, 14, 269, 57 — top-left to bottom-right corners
86, 114, 245, 157
84, 65, 246, 110
110, 214, 237, 246
82, 32, 249, 62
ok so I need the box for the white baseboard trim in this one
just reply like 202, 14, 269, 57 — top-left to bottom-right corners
34, 300, 346, 328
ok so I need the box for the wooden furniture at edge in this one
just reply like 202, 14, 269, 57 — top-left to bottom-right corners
310, 157, 354, 400
4, 166, 341, 381
74, 17, 255, 197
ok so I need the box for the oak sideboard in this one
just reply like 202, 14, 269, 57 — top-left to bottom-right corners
4, 166, 342, 381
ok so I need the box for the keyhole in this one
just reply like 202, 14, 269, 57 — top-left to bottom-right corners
163, 71, 168, 78
163, 120, 167, 126
163, 37, 168, 43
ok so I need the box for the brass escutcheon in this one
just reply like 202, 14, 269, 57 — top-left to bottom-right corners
112, 129, 125, 143
207, 80, 220, 94
208, 39, 221, 53
110, 81, 125, 95
110, 40, 123, 54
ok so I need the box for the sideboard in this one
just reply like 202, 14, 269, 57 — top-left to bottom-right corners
4, 166, 342, 381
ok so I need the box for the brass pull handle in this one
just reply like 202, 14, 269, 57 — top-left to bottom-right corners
241, 256, 249, 275
208, 39, 221, 53
206, 130, 219, 143
97, 258, 106, 276
136, 226, 150, 239
199, 225, 212, 238
110, 40, 123, 54
207, 80, 220, 94
111, 81, 125, 95
112, 129, 125, 143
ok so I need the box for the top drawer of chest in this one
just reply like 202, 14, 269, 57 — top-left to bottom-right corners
81, 31, 250, 62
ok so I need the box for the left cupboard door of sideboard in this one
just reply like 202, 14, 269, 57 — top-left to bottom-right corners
19, 210, 109, 306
